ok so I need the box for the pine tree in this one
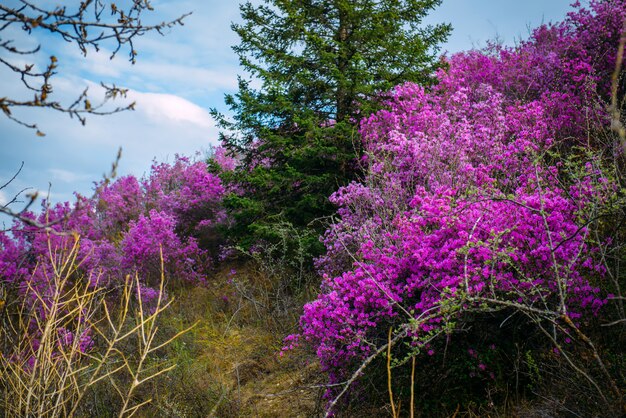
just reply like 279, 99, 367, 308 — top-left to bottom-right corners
212, 0, 451, 256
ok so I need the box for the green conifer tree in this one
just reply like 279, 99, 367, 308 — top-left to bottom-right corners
212, 0, 450, 257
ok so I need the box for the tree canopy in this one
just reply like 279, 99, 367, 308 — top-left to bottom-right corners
213, 0, 451, 255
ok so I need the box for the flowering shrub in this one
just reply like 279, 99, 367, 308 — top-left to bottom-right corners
293, 0, 625, 405
0, 156, 225, 302
121, 209, 208, 286
210, 145, 239, 172
142, 156, 226, 233
440, 0, 626, 137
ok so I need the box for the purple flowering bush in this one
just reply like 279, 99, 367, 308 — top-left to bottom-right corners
0, 155, 225, 304
292, 0, 626, 410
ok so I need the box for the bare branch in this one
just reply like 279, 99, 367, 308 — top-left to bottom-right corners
0, 1, 190, 134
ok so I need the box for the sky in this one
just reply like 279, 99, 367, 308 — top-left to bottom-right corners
0, 0, 576, 212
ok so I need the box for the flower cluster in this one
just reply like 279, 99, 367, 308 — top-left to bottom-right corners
0, 156, 225, 303
295, 0, 623, 393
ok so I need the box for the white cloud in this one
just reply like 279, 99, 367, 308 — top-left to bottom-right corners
63, 44, 239, 94
135, 62, 239, 92
76, 48, 124, 78
0, 190, 7, 206
47, 168, 92, 183
128, 90, 216, 128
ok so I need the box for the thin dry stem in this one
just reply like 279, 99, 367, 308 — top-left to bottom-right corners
0, 235, 191, 417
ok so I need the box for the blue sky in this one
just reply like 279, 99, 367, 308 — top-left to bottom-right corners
0, 0, 575, 211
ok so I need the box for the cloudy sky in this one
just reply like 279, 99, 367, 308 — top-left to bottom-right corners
0, 0, 575, 210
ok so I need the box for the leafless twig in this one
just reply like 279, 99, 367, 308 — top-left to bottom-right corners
0, 1, 190, 135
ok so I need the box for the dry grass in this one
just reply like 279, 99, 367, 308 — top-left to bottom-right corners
0, 236, 192, 417
136, 263, 323, 417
